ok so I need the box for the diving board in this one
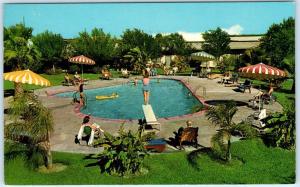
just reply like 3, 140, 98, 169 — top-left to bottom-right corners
142, 104, 161, 131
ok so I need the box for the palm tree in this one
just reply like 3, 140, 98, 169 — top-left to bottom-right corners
5, 93, 54, 169
123, 47, 148, 74
4, 23, 41, 96
206, 101, 257, 161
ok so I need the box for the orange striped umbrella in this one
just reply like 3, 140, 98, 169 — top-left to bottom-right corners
239, 63, 286, 80
69, 55, 96, 78
4, 69, 51, 86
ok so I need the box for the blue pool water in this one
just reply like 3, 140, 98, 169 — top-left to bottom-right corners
56, 79, 202, 120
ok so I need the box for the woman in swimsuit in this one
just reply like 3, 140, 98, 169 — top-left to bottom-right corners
142, 71, 150, 105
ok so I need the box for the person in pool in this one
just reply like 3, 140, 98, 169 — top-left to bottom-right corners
134, 77, 138, 86
79, 83, 85, 106
142, 71, 150, 105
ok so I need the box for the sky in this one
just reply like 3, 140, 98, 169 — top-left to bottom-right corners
3, 1, 295, 41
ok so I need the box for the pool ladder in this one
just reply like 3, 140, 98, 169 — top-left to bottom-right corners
72, 92, 87, 108
193, 85, 206, 97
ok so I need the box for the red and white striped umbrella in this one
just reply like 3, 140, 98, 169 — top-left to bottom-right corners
238, 63, 286, 80
69, 55, 96, 78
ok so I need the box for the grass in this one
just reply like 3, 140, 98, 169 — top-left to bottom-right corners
4, 139, 295, 184
3, 71, 122, 91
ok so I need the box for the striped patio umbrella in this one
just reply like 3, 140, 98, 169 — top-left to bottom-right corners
239, 63, 286, 112
4, 69, 51, 86
238, 63, 286, 80
191, 51, 215, 61
69, 55, 96, 79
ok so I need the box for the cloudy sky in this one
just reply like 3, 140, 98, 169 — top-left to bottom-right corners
4, 2, 295, 41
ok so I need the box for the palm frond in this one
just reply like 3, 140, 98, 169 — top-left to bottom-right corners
231, 121, 258, 138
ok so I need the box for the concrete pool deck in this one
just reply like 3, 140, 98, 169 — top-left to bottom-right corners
4, 76, 283, 154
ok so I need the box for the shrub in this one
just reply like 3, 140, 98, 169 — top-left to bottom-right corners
90, 125, 148, 177
91, 66, 102, 74
69, 64, 80, 74
262, 102, 295, 149
45, 68, 63, 75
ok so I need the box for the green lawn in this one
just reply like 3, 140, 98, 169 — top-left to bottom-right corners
4, 139, 295, 184
3, 72, 121, 91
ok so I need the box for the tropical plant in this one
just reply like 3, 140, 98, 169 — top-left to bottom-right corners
4, 23, 42, 95
156, 33, 192, 56
219, 54, 237, 73
5, 93, 54, 169
263, 101, 295, 149
206, 101, 257, 161
90, 125, 148, 177
123, 47, 147, 73
202, 27, 231, 60
32, 30, 65, 72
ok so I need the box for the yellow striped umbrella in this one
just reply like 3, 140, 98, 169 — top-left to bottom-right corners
4, 69, 51, 86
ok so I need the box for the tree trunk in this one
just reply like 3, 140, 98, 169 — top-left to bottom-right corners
44, 141, 53, 169
52, 64, 56, 73
226, 139, 231, 162
14, 82, 24, 97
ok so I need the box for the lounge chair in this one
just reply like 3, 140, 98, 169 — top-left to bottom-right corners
238, 79, 252, 93
121, 68, 130, 78
178, 127, 199, 149
247, 109, 267, 133
142, 105, 161, 131
101, 69, 111, 80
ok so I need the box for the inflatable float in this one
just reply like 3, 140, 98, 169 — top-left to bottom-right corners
96, 93, 119, 100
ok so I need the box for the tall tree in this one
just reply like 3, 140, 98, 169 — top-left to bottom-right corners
260, 17, 295, 68
260, 17, 295, 91
72, 28, 117, 66
32, 31, 65, 72
120, 28, 160, 60
4, 23, 41, 71
4, 23, 41, 95
202, 27, 231, 60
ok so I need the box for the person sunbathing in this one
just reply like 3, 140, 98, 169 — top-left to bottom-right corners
249, 85, 274, 102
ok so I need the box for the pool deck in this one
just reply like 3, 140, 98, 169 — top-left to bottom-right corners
4, 76, 283, 154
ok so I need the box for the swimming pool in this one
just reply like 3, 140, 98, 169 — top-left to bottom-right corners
56, 79, 203, 120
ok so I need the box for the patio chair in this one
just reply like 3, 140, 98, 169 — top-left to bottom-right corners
178, 127, 199, 149
142, 104, 161, 131
238, 79, 252, 93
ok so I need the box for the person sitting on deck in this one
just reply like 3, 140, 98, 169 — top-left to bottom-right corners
249, 84, 274, 103
64, 72, 74, 85
73, 72, 81, 85
75, 115, 104, 145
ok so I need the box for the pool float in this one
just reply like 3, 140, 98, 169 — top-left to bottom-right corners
96, 93, 119, 100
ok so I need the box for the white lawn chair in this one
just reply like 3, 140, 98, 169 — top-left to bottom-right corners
142, 105, 161, 131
